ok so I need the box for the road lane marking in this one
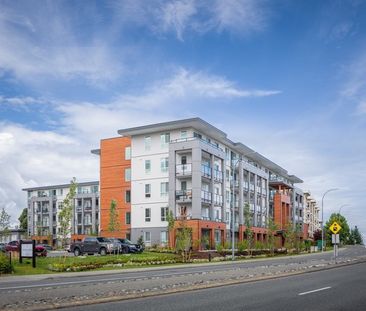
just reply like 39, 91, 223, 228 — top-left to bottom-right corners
298, 286, 331, 296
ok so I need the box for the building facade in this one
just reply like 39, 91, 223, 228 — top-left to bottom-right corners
23, 181, 99, 246
304, 191, 321, 239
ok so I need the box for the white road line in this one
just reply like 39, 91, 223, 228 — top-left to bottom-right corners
298, 286, 331, 296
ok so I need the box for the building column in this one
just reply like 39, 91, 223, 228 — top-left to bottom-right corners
92, 196, 96, 234
191, 146, 202, 219
210, 154, 215, 220
238, 161, 243, 225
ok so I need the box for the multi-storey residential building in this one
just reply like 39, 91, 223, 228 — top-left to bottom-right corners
92, 137, 132, 239
112, 118, 303, 248
304, 191, 320, 239
23, 181, 99, 247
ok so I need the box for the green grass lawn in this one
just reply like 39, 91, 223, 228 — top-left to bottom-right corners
10, 252, 179, 276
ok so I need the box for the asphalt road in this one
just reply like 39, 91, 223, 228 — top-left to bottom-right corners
66, 261, 366, 311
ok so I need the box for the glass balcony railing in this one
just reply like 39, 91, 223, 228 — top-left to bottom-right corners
201, 164, 212, 179
175, 189, 192, 201
176, 163, 192, 176
201, 190, 212, 204
214, 194, 223, 206
213, 170, 223, 182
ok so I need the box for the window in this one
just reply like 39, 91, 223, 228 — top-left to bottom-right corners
125, 168, 131, 181
160, 133, 170, 148
145, 184, 151, 198
126, 212, 131, 225
145, 136, 151, 151
125, 146, 131, 160
181, 156, 187, 165
144, 232, 151, 245
160, 182, 169, 197
145, 160, 151, 174
145, 208, 151, 222
161, 207, 169, 221
181, 181, 187, 191
125, 190, 131, 203
181, 130, 187, 138
193, 132, 202, 139
160, 157, 169, 172
160, 231, 168, 245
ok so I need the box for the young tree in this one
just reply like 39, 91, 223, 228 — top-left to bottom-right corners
108, 199, 121, 233
266, 217, 278, 256
18, 208, 28, 231
0, 207, 11, 240
284, 223, 301, 254
175, 218, 192, 263
58, 178, 77, 249
243, 203, 254, 256
166, 209, 175, 249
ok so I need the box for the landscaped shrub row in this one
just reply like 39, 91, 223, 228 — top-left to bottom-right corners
0, 253, 13, 274
48, 255, 178, 272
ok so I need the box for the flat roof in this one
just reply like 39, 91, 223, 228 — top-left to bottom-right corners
22, 181, 99, 191
117, 117, 302, 182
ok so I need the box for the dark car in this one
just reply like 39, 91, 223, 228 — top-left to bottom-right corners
70, 236, 116, 256
5, 240, 19, 252
35, 245, 47, 257
117, 238, 144, 254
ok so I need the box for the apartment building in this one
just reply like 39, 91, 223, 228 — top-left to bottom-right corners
304, 191, 321, 239
112, 118, 303, 248
92, 136, 131, 239
23, 181, 99, 246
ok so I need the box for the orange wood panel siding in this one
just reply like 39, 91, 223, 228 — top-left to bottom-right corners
99, 136, 131, 238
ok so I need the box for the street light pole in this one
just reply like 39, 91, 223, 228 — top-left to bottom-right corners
321, 188, 338, 252
338, 204, 349, 214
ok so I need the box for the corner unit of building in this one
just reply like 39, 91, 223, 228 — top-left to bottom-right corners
23, 181, 99, 246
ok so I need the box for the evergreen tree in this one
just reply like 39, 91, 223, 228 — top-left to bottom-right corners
108, 199, 121, 233
350, 226, 363, 245
18, 208, 28, 230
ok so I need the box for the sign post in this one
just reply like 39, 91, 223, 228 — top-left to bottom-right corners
20, 240, 36, 268
330, 221, 342, 264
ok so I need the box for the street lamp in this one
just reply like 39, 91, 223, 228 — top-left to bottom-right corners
338, 204, 349, 214
321, 188, 338, 252
231, 156, 242, 261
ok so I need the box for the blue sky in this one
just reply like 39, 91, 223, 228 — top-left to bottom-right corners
0, 0, 365, 239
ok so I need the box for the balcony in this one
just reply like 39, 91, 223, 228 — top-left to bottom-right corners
176, 164, 192, 177
175, 189, 192, 203
201, 164, 212, 179
201, 190, 212, 204
213, 194, 223, 206
213, 170, 223, 183
269, 175, 293, 188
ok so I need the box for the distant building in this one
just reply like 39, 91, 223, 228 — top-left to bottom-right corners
23, 181, 99, 247
304, 191, 321, 239
0, 228, 26, 243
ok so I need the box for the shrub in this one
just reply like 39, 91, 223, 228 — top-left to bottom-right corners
237, 240, 248, 253
0, 253, 13, 274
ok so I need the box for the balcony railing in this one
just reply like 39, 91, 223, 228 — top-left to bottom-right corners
213, 194, 223, 206
201, 165, 212, 179
170, 136, 224, 152
175, 189, 192, 202
213, 170, 223, 183
201, 190, 212, 204
176, 163, 192, 176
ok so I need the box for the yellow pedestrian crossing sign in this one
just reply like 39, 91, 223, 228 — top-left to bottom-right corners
330, 221, 342, 234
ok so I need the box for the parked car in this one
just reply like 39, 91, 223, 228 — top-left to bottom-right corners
35, 245, 47, 257
36, 244, 53, 251
117, 238, 144, 253
70, 237, 117, 256
0, 243, 6, 252
5, 240, 19, 252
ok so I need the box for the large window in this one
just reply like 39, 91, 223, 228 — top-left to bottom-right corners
160, 133, 170, 148
144, 231, 151, 246
125, 168, 131, 181
145, 160, 151, 174
160, 231, 168, 245
126, 212, 131, 225
161, 207, 169, 221
125, 190, 131, 203
160, 157, 169, 173
145, 184, 151, 198
145, 208, 151, 222
160, 182, 169, 197
125, 146, 131, 160
144, 136, 151, 151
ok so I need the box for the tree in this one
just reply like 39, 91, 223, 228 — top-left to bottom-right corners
325, 213, 350, 245
108, 199, 121, 233
166, 209, 175, 249
243, 203, 254, 256
175, 218, 192, 263
58, 178, 77, 249
18, 208, 28, 231
0, 207, 11, 240
350, 226, 363, 245
313, 229, 322, 241
284, 223, 301, 254
266, 217, 278, 256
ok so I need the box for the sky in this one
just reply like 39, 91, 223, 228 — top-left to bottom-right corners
0, 0, 365, 239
